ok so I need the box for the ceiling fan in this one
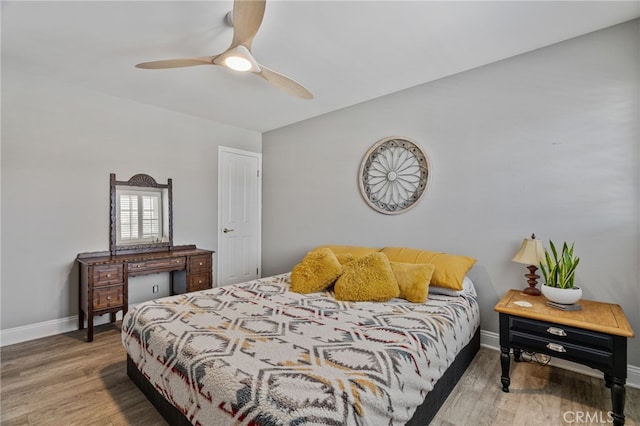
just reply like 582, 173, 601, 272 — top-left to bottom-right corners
135, 0, 313, 99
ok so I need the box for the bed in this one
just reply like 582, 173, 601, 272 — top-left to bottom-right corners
122, 260, 480, 425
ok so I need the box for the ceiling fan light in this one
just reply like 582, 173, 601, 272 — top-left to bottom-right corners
214, 45, 261, 73
224, 55, 253, 72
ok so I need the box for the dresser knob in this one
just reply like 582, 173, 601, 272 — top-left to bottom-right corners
198, 280, 202, 284
546, 327, 567, 337
546, 342, 566, 353
106, 274, 111, 278
199, 262, 203, 266
106, 296, 112, 300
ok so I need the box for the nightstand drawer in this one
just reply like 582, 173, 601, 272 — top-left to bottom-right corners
510, 317, 613, 351
511, 330, 613, 369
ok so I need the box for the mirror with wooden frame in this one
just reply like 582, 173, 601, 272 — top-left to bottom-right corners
110, 173, 173, 255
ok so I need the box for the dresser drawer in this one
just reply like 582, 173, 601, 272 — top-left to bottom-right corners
189, 254, 211, 273
93, 286, 124, 310
510, 330, 613, 369
128, 257, 185, 274
188, 272, 211, 292
92, 264, 124, 286
510, 317, 613, 351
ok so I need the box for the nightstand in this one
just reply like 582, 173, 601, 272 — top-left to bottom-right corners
495, 289, 634, 426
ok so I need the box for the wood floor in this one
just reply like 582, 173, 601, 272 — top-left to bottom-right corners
1, 323, 638, 425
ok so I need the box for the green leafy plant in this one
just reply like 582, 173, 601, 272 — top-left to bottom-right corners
539, 241, 580, 289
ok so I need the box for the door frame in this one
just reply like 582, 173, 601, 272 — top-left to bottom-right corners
217, 146, 262, 286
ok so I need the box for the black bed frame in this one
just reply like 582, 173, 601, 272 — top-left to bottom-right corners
127, 327, 480, 425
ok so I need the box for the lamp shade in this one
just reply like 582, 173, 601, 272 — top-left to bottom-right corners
512, 237, 544, 266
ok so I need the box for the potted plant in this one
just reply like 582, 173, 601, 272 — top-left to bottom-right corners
539, 241, 582, 304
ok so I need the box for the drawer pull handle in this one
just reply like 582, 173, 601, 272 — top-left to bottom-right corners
106, 274, 111, 278
176, 260, 181, 263
106, 296, 112, 300
199, 262, 203, 266
547, 327, 567, 337
546, 342, 566, 353
198, 280, 203, 284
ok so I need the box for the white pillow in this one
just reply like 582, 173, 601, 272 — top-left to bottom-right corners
428, 276, 476, 297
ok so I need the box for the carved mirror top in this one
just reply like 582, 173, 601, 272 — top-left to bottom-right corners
127, 173, 161, 187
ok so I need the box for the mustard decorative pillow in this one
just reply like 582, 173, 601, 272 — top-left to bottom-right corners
334, 252, 399, 302
315, 245, 380, 260
381, 247, 476, 291
290, 248, 342, 294
390, 262, 435, 303
335, 253, 355, 265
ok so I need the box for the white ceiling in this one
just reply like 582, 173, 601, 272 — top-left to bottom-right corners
3, 1, 639, 132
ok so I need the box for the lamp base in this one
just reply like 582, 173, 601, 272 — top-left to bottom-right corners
523, 265, 541, 296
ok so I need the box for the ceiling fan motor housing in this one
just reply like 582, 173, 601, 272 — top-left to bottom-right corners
224, 11, 234, 27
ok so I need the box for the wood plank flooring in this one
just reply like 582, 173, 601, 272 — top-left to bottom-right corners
1, 323, 638, 425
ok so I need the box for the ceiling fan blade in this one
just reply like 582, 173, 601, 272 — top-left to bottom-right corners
135, 57, 215, 69
257, 65, 313, 99
231, 0, 266, 50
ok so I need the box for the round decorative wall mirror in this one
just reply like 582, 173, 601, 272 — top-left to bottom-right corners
358, 136, 430, 214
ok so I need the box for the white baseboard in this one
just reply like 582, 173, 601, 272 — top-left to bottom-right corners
0, 311, 124, 347
481, 330, 640, 389
3, 320, 639, 390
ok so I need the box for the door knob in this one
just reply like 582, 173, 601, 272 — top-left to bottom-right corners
223, 228, 235, 233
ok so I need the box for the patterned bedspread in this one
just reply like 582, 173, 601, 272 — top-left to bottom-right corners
122, 273, 479, 425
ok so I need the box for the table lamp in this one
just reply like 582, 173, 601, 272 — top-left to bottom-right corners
512, 234, 545, 296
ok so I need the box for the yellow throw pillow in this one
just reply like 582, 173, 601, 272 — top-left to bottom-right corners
390, 262, 435, 303
315, 245, 380, 260
335, 253, 355, 265
334, 252, 399, 302
290, 248, 342, 294
381, 247, 476, 291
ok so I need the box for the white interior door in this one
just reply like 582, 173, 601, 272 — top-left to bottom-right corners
218, 147, 262, 286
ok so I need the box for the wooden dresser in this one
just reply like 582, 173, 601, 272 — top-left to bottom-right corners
77, 245, 214, 342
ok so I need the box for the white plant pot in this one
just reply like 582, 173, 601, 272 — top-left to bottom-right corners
541, 285, 583, 305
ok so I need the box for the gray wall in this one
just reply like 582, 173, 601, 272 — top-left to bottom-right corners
1, 67, 261, 330
262, 21, 640, 365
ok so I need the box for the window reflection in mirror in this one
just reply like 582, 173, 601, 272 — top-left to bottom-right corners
110, 173, 173, 255
116, 187, 168, 245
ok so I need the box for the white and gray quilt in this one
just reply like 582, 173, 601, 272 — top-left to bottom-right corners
122, 273, 479, 425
